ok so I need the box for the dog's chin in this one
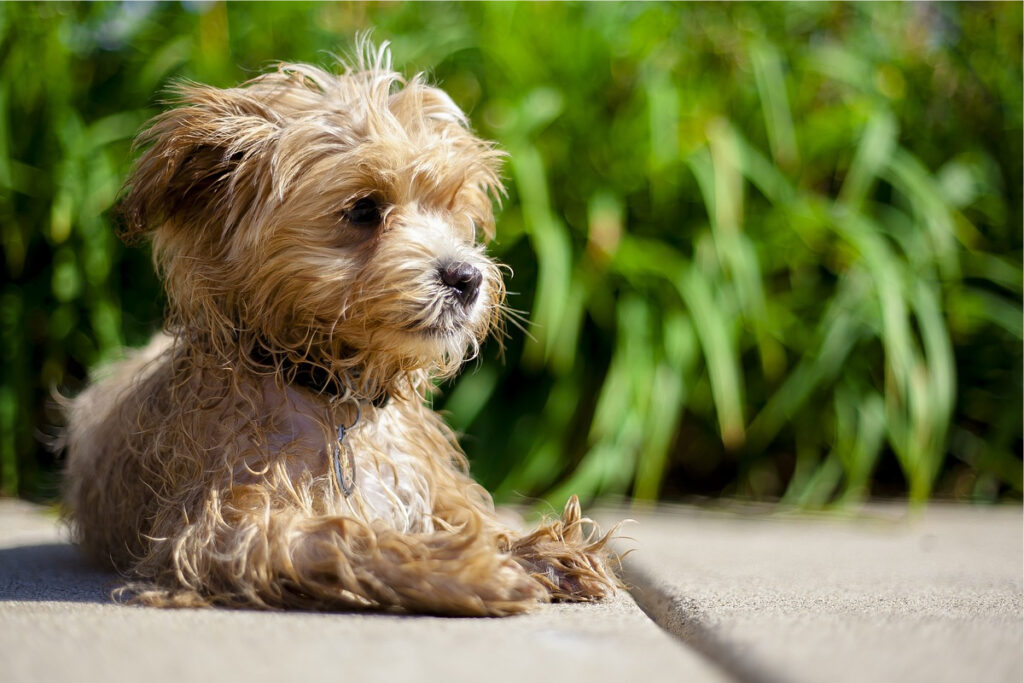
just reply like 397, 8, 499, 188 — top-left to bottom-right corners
367, 327, 471, 376
388, 303, 485, 368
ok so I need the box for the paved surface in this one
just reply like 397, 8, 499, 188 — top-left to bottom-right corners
0, 498, 722, 683
1, 499, 1020, 683
603, 503, 1023, 683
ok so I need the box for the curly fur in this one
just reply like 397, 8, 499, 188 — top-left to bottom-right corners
62, 41, 620, 616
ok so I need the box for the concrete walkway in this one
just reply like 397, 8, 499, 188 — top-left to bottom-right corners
605, 503, 1022, 683
1, 499, 1020, 683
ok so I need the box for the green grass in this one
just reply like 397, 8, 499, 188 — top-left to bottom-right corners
1, 2, 1020, 506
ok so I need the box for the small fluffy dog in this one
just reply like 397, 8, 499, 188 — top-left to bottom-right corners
63, 43, 618, 615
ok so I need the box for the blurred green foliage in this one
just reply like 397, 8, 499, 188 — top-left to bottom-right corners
1, 2, 1021, 506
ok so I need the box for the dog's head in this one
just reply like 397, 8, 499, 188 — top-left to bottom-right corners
121, 43, 505, 396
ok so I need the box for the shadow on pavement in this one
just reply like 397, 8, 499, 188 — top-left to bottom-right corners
0, 542, 116, 604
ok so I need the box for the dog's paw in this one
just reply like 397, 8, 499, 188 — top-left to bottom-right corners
484, 555, 552, 612
509, 495, 622, 602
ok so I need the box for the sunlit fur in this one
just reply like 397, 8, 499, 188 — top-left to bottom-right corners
62, 42, 619, 615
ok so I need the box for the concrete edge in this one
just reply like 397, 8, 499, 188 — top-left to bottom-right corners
615, 544, 788, 683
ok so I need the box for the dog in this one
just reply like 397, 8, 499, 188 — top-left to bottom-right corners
62, 42, 618, 615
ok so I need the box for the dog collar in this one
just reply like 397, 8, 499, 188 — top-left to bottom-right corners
248, 344, 390, 408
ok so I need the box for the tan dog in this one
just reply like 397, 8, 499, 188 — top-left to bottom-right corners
62, 43, 618, 615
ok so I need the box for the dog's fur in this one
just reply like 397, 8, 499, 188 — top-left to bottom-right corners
62, 43, 618, 615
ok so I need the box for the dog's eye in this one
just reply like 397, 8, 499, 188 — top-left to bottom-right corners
344, 197, 383, 227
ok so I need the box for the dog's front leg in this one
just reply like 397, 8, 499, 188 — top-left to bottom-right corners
131, 494, 549, 616
288, 515, 550, 616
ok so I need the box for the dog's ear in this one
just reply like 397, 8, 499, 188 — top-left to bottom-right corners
119, 83, 282, 244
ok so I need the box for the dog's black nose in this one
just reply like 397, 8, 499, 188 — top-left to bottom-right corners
440, 262, 483, 308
